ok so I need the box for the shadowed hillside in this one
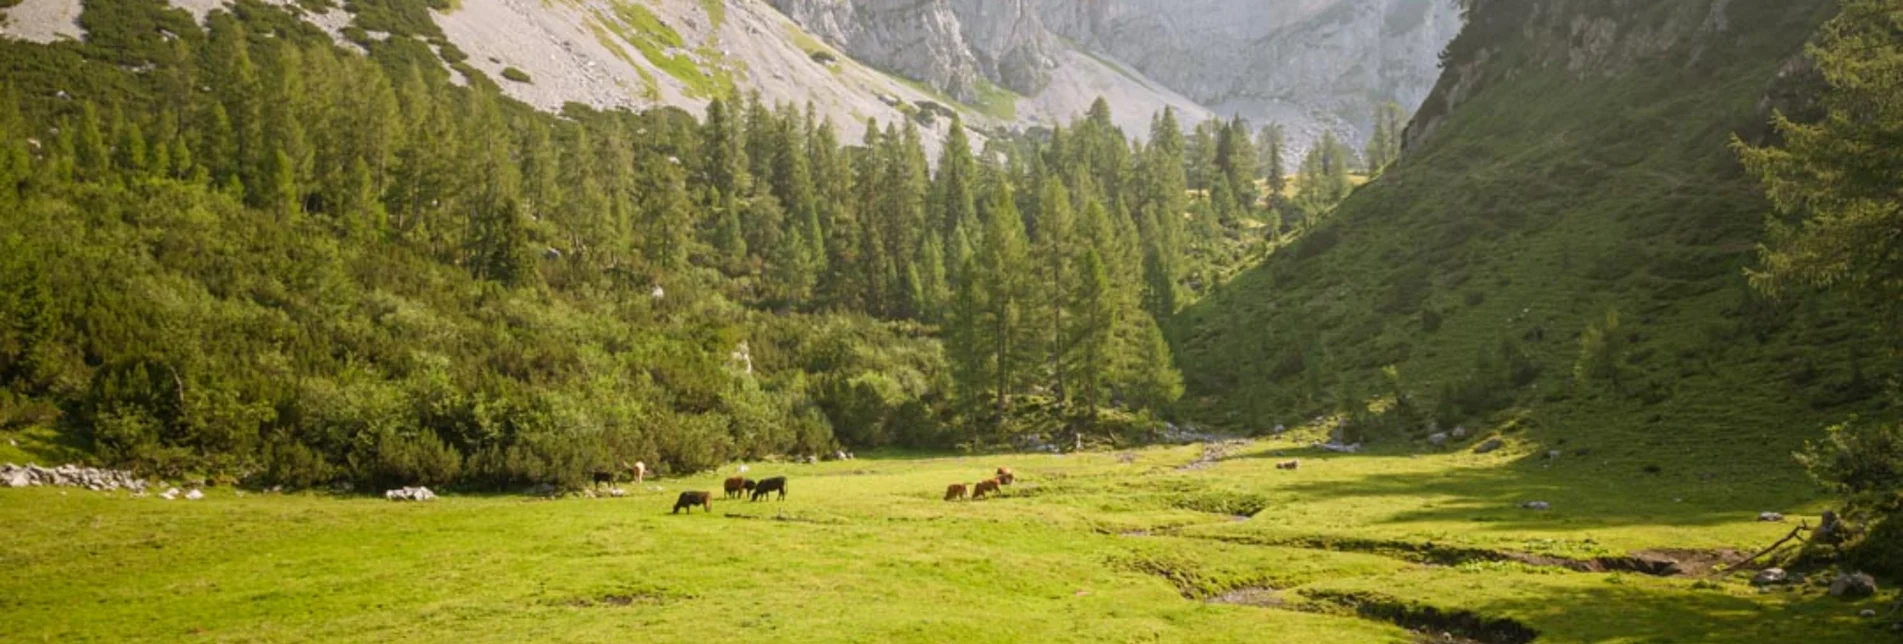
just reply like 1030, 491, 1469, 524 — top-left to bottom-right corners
1170, 0, 1891, 480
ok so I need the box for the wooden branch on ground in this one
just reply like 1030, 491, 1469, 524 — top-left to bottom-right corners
1711, 522, 1809, 577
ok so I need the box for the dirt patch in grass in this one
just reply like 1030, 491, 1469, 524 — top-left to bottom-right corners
1502, 548, 1746, 576
1205, 586, 1283, 607
551, 586, 692, 608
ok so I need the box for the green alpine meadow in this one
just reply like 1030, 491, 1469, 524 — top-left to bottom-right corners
1, 0, 1898, 641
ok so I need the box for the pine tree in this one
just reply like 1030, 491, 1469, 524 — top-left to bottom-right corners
700, 97, 750, 200
1032, 179, 1076, 401
637, 148, 695, 273
932, 115, 978, 241
853, 121, 892, 314
0, 90, 28, 209
705, 190, 741, 270
1069, 247, 1117, 440
1122, 314, 1185, 413
1365, 101, 1408, 174
1258, 122, 1288, 197
970, 185, 1035, 422
811, 118, 860, 311
73, 102, 110, 183
1216, 116, 1257, 210
915, 232, 951, 323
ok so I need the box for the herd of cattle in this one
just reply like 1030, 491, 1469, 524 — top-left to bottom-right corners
668, 467, 1016, 514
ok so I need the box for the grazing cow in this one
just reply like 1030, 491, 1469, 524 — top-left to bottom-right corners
944, 483, 968, 501
1275, 459, 1301, 470
672, 491, 712, 514
751, 476, 787, 502
592, 471, 619, 487
724, 476, 751, 499
634, 461, 648, 484
995, 467, 1016, 485
972, 479, 1001, 500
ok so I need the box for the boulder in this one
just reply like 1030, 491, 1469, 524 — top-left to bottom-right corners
1829, 572, 1877, 598
1758, 512, 1784, 522
1474, 438, 1504, 454
1546, 450, 1563, 459
1750, 568, 1788, 586
1427, 432, 1449, 446
184, 489, 204, 501
1521, 501, 1551, 510
4, 469, 28, 488
159, 487, 180, 500
1451, 426, 1468, 439
385, 486, 437, 502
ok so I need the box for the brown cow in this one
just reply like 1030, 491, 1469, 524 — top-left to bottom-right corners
971, 479, 1001, 500
995, 467, 1015, 485
672, 491, 713, 514
944, 483, 969, 501
1275, 459, 1301, 470
724, 476, 751, 499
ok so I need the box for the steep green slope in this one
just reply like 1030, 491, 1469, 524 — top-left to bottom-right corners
1171, 0, 1890, 477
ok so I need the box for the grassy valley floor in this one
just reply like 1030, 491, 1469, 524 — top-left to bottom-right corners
1, 438, 1891, 643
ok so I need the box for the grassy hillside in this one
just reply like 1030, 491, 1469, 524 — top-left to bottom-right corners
1170, 0, 1891, 483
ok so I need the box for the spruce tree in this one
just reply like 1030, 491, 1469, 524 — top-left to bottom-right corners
1258, 122, 1288, 197
1032, 179, 1076, 401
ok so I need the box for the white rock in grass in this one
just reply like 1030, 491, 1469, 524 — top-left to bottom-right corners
1521, 501, 1551, 510
385, 487, 437, 502
184, 489, 204, 501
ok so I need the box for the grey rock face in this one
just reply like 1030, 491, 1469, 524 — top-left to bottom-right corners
948, 0, 1056, 94
768, 0, 983, 100
1037, 0, 1462, 149
767, 0, 1457, 149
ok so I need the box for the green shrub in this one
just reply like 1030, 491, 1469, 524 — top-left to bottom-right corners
500, 66, 530, 83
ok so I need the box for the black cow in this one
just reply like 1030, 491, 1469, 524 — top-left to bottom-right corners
750, 476, 787, 502
672, 491, 712, 514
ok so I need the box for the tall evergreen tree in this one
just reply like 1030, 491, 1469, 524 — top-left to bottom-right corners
1258, 122, 1288, 197
1032, 179, 1076, 401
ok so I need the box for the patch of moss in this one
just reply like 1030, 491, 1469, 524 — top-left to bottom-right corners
500, 66, 531, 83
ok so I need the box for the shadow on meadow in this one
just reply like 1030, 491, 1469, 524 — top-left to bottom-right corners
1459, 579, 1879, 643
1251, 450, 1804, 535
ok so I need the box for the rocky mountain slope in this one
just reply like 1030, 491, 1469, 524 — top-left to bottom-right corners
768, 0, 1462, 148
5, 0, 1453, 152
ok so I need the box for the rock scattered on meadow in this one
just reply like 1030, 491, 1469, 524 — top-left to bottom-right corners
1474, 438, 1504, 454
2, 463, 148, 492
1521, 501, 1551, 510
1750, 568, 1787, 586
1758, 511, 1784, 522
1829, 572, 1877, 598
385, 487, 437, 501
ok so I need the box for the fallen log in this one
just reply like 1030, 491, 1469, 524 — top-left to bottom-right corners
1710, 522, 1808, 577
